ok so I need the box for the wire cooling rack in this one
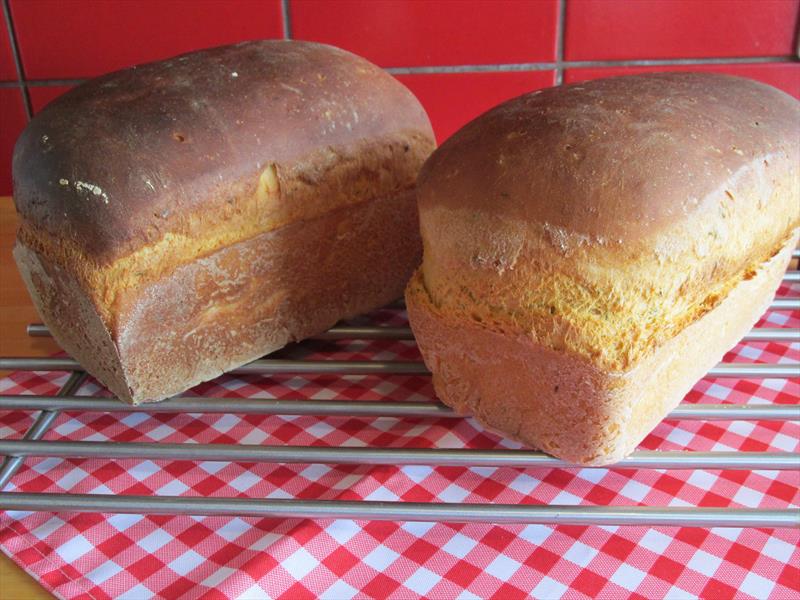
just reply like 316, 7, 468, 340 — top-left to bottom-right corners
0, 256, 798, 528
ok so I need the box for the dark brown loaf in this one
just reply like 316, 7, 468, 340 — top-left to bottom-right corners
406, 73, 799, 465
14, 40, 435, 403
14, 40, 431, 263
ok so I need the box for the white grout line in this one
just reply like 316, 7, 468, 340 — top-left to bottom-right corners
388, 63, 557, 74
1, 57, 797, 87
281, 0, 292, 40
555, 0, 567, 85
795, 11, 800, 59
566, 55, 798, 67
24, 79, 86, 86
1, 0, 32, 119
387, 54, 797, 75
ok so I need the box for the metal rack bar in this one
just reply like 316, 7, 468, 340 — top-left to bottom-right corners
0, 372, 87, 490
771, 298, 800, 310
707, 364, 798, 378
24, 324, 800, 343
391, 296, 800, 311
25, 324, 417, 341
384, 292, 800, 310
1, 441, 795, 470
0, 357, 430, 375
741, 328, 800, 342
396, 295, 796, 311
784, 272, 800, 282
1, 357, 796, 378
0, 493, 795, 527
0, 290, 796, 526
0, 396, 456, 417
0, 395, 797, 421
668, 403, 800, 420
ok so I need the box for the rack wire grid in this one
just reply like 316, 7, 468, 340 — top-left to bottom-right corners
0, 252, 798, 528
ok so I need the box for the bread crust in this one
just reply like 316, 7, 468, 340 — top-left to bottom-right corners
13, 40, 435, 403
419, 72, 798, 244
409, 73, 800, 464
18, 189, 421, 404
417, 73, 799, 371
407, 235, 797, 465
14, 40, 433, 265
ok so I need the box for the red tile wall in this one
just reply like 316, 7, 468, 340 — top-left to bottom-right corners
0, 15, 16, 81
0, 0, 798, 195
0, 88, 26, 194
10, 0, 285, 79
565, 0, 799, 61
291, 0, 558, 67
397, 71, 556, 143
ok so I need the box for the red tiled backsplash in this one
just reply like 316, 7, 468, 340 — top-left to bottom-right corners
565, 0, 800, 61
0, 88, 26, 195
291, 0, 558, 67
0, 16, 15, 82
1, 0, 798, 194
10, 0, 285, 79
397, 70, 556, 143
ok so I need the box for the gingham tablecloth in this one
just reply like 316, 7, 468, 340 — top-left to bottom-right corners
0, 283, 798, 600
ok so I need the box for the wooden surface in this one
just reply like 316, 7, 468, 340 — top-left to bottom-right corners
0, 199, 60, 359
0, 197, 53, 599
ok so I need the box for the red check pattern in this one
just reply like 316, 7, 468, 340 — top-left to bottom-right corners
0, 283, 798, 600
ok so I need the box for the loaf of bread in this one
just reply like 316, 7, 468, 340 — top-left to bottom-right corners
14, 40, 435, 404
406, 73, 799, 465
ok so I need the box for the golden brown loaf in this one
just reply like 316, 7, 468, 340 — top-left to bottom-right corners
14, 40, 435, 404
406, 73, 799, 465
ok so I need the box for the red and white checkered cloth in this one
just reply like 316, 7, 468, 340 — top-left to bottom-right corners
0, 282, 798, 600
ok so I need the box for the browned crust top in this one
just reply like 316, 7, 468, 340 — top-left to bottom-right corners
418, 72, 800, 242
415, 72, 799, 372
13, 40, 433, 262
